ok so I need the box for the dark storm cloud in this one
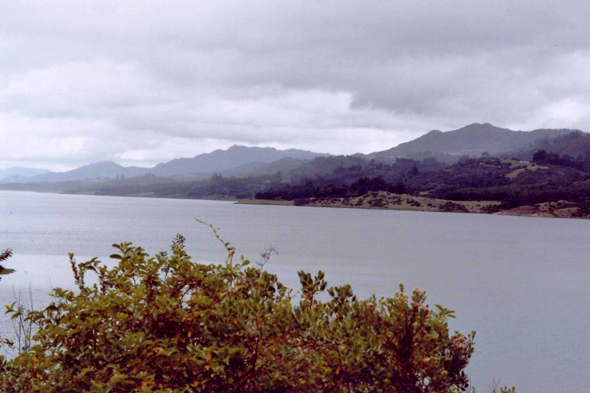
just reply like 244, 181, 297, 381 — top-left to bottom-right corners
1, 0, 589, 170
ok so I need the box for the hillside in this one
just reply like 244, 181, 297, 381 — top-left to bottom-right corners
509, 131, 590, 160
222, 157, 308, 178
254, 155, 590, 219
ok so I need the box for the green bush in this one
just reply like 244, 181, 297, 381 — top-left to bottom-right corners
0, 248, 12, 274
1, 234, 478, 393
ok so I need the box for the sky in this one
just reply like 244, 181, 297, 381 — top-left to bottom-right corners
2, 0, 590, 171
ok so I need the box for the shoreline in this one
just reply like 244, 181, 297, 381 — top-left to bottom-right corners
2, 189, 587, 219
238, 191, 589, 219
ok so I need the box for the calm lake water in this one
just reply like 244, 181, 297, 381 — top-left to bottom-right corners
1, 190, 589, 392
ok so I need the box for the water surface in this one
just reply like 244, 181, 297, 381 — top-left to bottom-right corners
1, 191, 588, 392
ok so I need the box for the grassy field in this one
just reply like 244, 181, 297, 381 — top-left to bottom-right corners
501, 159, 549, 179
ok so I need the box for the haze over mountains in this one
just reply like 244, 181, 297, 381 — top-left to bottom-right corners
1, 145, 328, 184
1, 123, 583, 184
0, 167, 50, 183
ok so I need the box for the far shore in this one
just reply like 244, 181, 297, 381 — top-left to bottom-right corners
2, 188, 585, 219
238, 191, 586, 219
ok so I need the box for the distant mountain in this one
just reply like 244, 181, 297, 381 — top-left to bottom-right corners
28, 162, 149, 182
151, 145, 328, 177
11, 146, 328, 183
368, 123, 578, 160
0, 167, 50, 183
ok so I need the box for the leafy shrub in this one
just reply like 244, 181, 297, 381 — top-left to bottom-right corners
1, 234, 478, 392
0, 249, 12, 274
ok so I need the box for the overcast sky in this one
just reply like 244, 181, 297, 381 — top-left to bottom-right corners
2, 0, 590, 170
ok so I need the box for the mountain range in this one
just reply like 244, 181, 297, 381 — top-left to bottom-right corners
367, 123, 574, 160
2, 146, 328, 184
1, 123, 583, 184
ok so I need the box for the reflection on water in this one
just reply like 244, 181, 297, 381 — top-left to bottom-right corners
1, 191, 589, 393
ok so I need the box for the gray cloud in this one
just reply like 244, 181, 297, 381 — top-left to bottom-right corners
1, 0, 590, 170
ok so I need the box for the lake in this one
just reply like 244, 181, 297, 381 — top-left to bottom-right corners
1, 190, 589, 392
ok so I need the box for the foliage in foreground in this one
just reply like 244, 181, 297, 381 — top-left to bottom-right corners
1, 235, 478, 393
0, 248, 12, 274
